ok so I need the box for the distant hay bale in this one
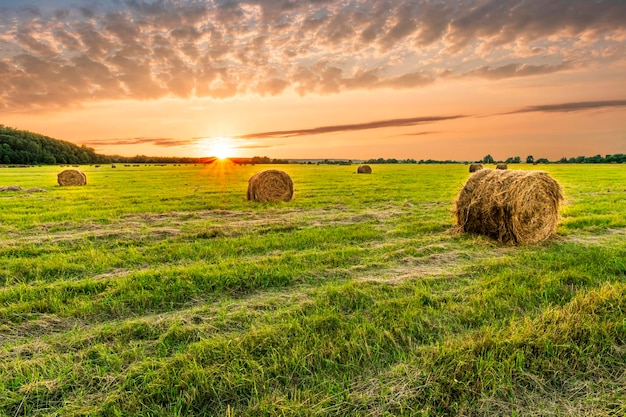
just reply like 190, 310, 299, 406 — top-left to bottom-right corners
496, 163, 508, 170
454, 169, 563, 244
0, 185, 23, 192
357, 165, 372, 174
469, 163, 483, 173
247, 169, 294, 202
57, 169, 87, 186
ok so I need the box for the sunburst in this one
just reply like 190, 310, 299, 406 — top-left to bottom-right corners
196, 137, 235, 160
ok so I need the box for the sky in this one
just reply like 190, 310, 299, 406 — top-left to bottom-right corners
1, 0, 625, 161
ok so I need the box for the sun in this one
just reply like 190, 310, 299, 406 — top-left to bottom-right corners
198, 137, 235, 160
212, 138, 233, 160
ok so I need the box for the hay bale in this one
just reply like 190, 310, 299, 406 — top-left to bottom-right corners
57, 169, 87, 186
469, 163, 483, 173
454, 169, 563, 244
0, 185, 23, 192
496, 163, 508, 170
247, 169, 294, 202
357, 165, 372, 174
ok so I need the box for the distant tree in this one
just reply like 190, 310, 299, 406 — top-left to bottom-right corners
586, 154, 603, 163
605, 154, 626, 163
482, 154, 495, 164
535, 158, 550, 164
526, 155, 534, 164
559, 157, 569, 163
251, 156, 272, 164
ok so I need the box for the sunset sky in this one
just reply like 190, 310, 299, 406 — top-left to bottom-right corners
1, 0, 625, 161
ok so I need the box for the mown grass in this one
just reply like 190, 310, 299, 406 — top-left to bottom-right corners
1, 162, 625, 416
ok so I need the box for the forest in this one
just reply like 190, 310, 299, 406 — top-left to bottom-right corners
0, 125, 102, 165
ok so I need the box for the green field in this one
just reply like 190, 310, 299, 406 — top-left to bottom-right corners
1, 163, 625, 416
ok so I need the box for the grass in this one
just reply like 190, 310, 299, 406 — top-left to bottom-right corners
0, 162, 625, 416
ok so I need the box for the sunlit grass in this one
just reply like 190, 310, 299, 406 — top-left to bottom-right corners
1, 163, 625, 416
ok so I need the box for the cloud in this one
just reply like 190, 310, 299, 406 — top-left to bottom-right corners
0, 0, 625, 109
235, 115, 467, 139
80, 136, 275, 151
505, 99, 626, 115
400, 131, 437, 137
443, 0, 626, 51
461, 62, 574, 80
81, 137, 196, 147
236, 144, 275, 149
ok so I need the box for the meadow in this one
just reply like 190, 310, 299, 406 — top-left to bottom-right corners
0, 162, 625, 416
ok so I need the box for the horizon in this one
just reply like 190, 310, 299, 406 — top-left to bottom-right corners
1, 1, 625, 161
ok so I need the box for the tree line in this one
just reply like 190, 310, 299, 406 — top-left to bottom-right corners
478, 154, 626, 165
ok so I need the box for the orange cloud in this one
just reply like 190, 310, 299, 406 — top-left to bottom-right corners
0, 0, 625, 111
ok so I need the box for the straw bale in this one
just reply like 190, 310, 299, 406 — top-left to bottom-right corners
469, 163, 483, 173
0, 185, 23, 192
496, 163, 508, 170
57, 169, 87, 186
247, 169, 294, 202
454, 169, 563, 244
357, 165, 372, 174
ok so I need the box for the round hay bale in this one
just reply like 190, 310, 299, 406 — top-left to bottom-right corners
357, 164, 372, 174
469, 163, 483, 173
454, 169, 563, 244
247, 169, 294, 202
496, 163, 508, 170
57, 169, 87, 186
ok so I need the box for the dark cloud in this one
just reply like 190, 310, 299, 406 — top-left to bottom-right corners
82, 137, 195, 147
400, 131, 437, 136
379, 2, 419, 50
505, 99, 626, 115
444, 0, 626, 51
82, 136, 274, 150
462, 62, 574, 80
381, 72, 433, 89
1, 0, 625, 110
15, 27, 57, 56
236, 144, 275, 149
235, 115, 467, 139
